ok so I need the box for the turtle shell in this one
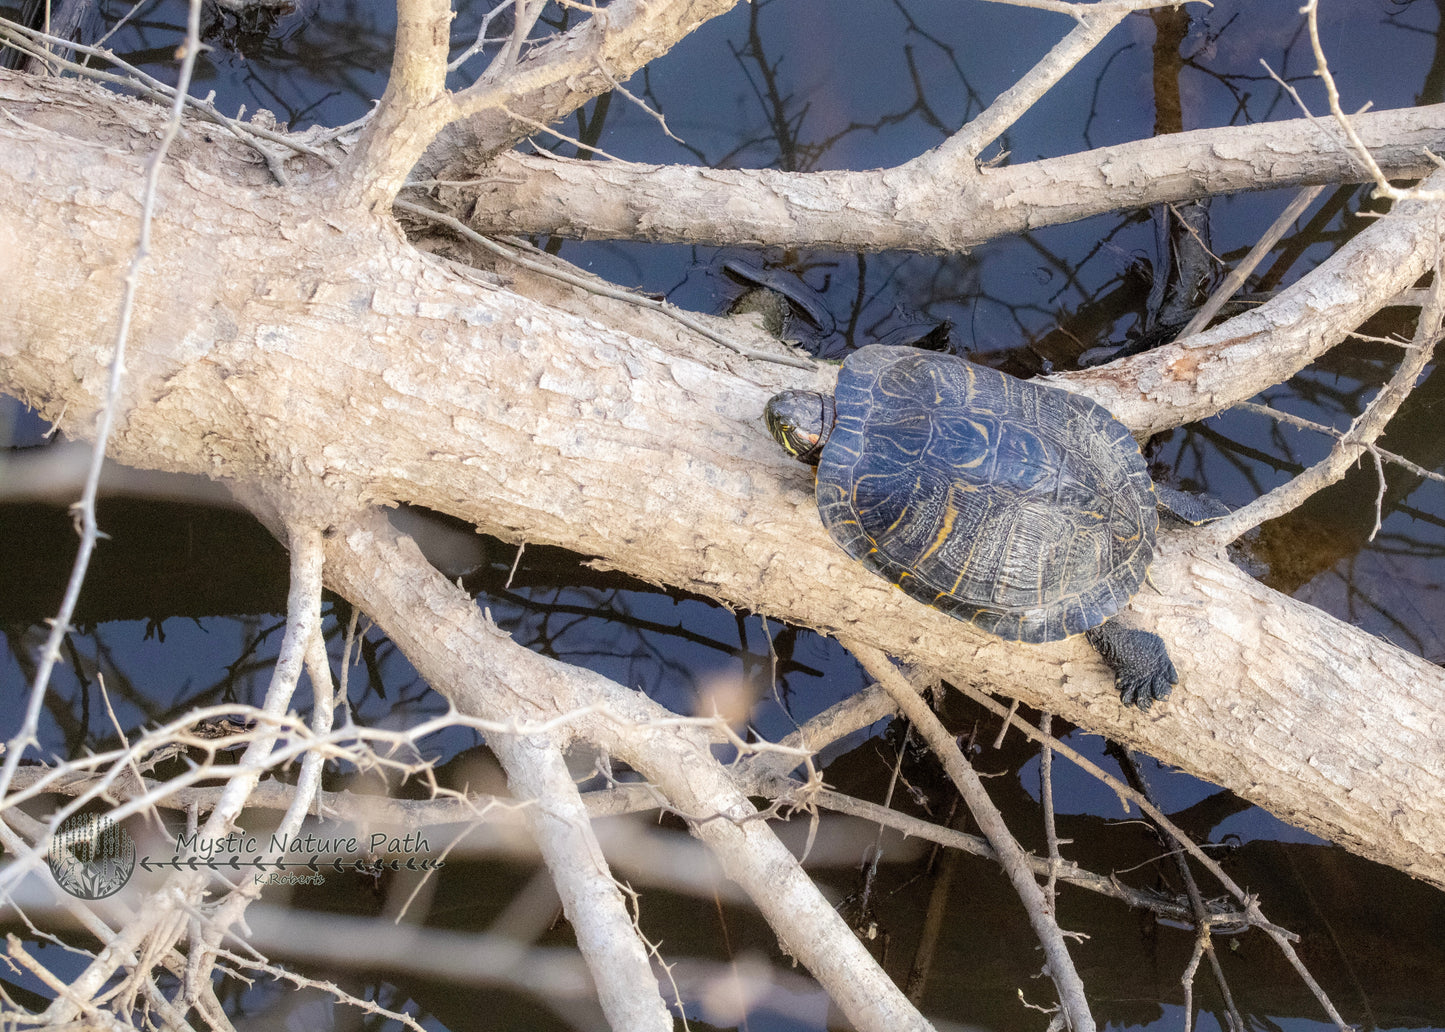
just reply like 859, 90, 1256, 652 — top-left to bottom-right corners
815, 345, 1158, 643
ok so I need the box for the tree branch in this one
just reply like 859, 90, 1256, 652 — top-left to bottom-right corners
418, 0, 745, 177
3, 76, 1443, 892
487, 732, 675, 1031
1200, 251, 1442, 544
849, 643, 1095, 1032
321, 510, 939, 1032
1062, 165, 1445, 433
463, 104, 1445, 251
335, 0, 455, 208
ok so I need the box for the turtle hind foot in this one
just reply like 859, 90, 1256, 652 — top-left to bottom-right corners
1085, 622, 1177, 710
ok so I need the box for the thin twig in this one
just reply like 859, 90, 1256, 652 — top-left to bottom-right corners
502, 104, 632, 160
0, 0, 206, 820
1233, 400, 1443, 486
847, 641, 1096, 1032
1179, 185, 1324, 338
909, 1, 1136, 169
447, 0, 519, 72
1300, 0, 1445, 203
1038, 712, 1062, 909
598, 60, 686, 144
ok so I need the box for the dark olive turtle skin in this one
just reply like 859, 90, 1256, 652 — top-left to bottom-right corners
766, 344, 1181, 709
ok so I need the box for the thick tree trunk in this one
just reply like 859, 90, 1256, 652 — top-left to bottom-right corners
3, 72, 1444, 893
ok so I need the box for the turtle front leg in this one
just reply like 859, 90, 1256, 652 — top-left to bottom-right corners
1084, 621, 1177, 710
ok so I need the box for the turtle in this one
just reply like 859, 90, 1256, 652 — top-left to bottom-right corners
765, 343, 1219, 710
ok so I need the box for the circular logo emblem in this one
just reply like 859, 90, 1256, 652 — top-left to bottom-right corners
48, 812, 135, 899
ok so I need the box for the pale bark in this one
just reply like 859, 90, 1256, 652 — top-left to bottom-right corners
464, 104, 1445, 252
416, 0, 746, 177
1, 72, 1443, 896
1061, 168, 1445, 434
315, 510, 937, 1032
486, 733, 675, 1032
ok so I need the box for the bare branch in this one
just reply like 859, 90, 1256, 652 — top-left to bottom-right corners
1063, 166, 1445, 434
849, 642, 1095, 1032
1233, 400, 1445, 488
321, 510, 939, 1032
467, 104, 1445, 252
1199, 242, 1443, 544
419, 0, 745, 177
488, 733, 675, 1031
335, 0, 455, 207
393, 198, 814, 369
950, 682, 1350, 1030
1300, 0, 1445, 203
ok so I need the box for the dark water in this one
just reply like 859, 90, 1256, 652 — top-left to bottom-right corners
2, 0, 1444, 1029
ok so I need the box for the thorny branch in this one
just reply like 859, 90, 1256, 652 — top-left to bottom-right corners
0, 0, 204, 813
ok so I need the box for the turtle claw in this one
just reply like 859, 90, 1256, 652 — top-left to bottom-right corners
1085, 623, 1178, 711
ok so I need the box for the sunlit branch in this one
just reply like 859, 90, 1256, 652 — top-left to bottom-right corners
1300, 0, 1445, 203
1199, 247, 1444, 545
489, 732, 674, 1031
321, 509, 938, 1032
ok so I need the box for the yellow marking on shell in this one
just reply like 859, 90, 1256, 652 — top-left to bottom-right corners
948, 536, 982, 597
915, 490, 959, 568
954, 420, 991, 469
879, 497, 913, 538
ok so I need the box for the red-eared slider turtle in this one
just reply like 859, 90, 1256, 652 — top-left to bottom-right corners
765, 344, 1211, 710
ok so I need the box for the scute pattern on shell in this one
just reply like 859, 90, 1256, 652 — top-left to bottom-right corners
814, 345, 1158, 643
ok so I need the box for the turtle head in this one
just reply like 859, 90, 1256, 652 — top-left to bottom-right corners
765, 390, 836, 466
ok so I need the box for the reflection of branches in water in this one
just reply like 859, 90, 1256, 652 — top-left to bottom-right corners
1186, 419, 1305, 499
1082, 9, 1324, 150
2, 621, 185, 755
715, 0, 996, 173
638, 63, 708, 164
888, 0, 988, 139
1242, 184, 1356, 293
1382, 0, 1445, 105
1183, 12, 1313, 126
91, 0, 395, 127
1080, 36, 1140, 151
1150, 425, 1228, 496
724, 0, 812, 171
